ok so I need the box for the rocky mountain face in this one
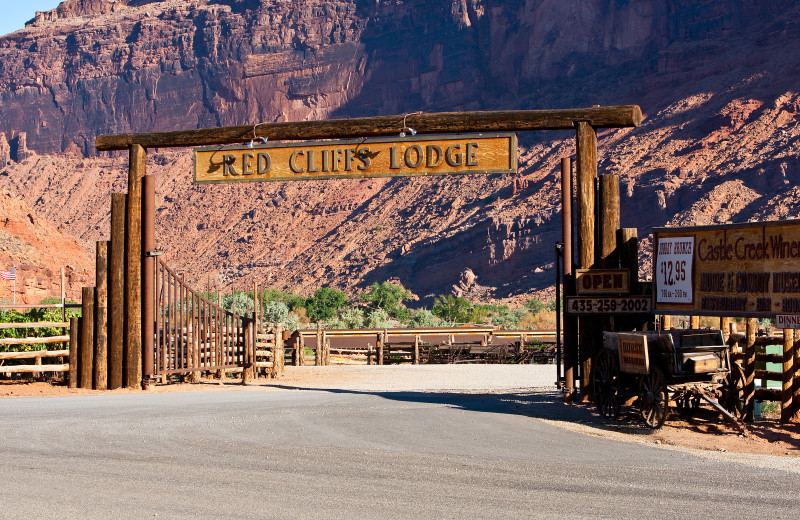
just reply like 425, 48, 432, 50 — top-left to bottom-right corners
1, 0, 800, 304
0, 189, 93, 304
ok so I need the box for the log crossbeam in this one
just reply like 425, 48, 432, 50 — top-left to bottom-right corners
95, 106, 642, 151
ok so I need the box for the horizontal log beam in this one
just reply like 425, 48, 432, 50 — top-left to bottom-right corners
0, 364, 68, 374
0, 322, 69, 329
755, 387, 781, 402
754, 369, 782, 382
0, 336, 70, 346
95, 106, 642, 151
0, 349, 69, 360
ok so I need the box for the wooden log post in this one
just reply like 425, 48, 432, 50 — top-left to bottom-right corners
273, 325, 284, 378
575, 121, 597, 402
598, 175, 620, 269
745, 318, 757, 422
689, 315, 700, 329
68, 317, 80, 389
413, 335, 420, 365
367, 344, 373, 365
242, 318, 254, 385
376, 333, 384, 365
661, 315, 671, 330
80, 287, 95, 389
94, 241, 109, 391
617, 227, 647, 332
782, 328, 794, 423
125, 144, 145, 389
720, 317, 731, 344
315, 323, 323, 366
108, 193, 126, 390
298, 335, 305, 366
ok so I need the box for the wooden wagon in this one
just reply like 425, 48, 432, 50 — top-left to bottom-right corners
594, 329, 746, 429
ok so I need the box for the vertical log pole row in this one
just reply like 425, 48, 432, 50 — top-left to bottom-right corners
80, 287, 95, 389
142, 173, 156, 383
575, 121, 597, 401
108, 193, 127, 390
561, 157, 577, 397
94, 241, 109, 391
126, 144, 145, 389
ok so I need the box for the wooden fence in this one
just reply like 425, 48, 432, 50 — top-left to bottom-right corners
0, 321, 70, 376
286, 327, 559, 366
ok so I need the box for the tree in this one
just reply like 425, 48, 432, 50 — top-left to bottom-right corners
263, 301, 289, 324
305, 287, 348, 323
259, 288, 305, 311
431, 294, 474, 324
365, 308, 391, 328
490, 305, 526, 329
222, 291, 254, 316
526, 298, 545, 314
359, 281, 412, 320
406, 308, 437, 327
329, 308, 365, 329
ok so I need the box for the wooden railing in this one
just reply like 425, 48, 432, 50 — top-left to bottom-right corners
0, 321, 70, 376
286, 327, 559, 366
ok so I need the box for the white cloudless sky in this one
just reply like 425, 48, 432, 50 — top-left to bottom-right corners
0, 2, 65, 37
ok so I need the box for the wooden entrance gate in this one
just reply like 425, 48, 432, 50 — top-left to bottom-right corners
88, 105, 641, 390
152, 257, 254, 377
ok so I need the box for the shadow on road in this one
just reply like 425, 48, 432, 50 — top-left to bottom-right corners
264, 384, 661, 437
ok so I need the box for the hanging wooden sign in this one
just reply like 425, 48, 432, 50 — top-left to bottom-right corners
193, 133, 517, 183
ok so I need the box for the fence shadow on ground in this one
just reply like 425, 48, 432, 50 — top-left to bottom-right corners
262, 383, 800, 451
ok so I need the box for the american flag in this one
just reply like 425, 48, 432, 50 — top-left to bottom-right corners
0, 267, 15, 281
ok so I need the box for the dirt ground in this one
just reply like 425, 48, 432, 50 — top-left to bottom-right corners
2, 368, 798, 459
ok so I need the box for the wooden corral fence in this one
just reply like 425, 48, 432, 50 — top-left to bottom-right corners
663, 315, 800, 424
286, 326, 559, 366
0, 321, 70, 376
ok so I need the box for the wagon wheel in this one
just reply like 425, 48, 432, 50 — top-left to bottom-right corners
593, 349, 621, 419
639, 367, 669, 429
675, 391, 701, 418
721, 362, 746, 421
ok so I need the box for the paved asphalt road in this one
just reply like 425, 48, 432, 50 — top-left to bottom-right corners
1, 383, 797, 519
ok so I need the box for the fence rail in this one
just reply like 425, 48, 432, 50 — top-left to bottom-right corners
0, 321, 71, 377
287, 327, 559, 366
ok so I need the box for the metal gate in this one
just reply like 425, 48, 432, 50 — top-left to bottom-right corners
152, 257, 254, 375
